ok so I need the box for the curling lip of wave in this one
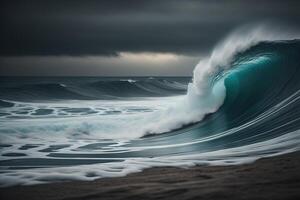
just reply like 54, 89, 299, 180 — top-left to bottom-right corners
141, 26, 300, 135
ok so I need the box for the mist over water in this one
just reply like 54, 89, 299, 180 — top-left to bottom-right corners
1, 26, 300, 187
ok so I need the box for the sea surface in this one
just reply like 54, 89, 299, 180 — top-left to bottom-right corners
1, 29, 300, 186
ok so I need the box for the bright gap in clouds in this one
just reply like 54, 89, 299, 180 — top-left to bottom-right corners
0, 53, 200, 76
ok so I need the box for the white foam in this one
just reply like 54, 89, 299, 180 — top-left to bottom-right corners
1, 130, 299, 187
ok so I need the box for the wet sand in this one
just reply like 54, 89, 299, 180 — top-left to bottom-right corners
1, 152, 300, 200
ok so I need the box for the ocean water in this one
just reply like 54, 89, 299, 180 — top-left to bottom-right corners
1, 27, 300, 186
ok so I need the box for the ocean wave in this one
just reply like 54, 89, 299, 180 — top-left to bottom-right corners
0, 78, 189, 101
136, 26, 300, 135
0, 100, 14, 108
88, 78, 188, 97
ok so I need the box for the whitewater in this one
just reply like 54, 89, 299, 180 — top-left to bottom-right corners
0, 25, 300, 186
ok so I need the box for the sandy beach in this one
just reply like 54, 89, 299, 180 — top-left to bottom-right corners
1, 152, 300, 200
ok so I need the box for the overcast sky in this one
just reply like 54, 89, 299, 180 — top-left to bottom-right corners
1, 0, 300, 76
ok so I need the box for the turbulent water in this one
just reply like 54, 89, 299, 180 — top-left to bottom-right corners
1, 27, 300, 186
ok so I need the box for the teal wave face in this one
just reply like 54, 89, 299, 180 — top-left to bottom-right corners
222, 41, 300, 120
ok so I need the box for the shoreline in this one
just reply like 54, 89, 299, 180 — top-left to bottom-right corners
1, 152, 300, 200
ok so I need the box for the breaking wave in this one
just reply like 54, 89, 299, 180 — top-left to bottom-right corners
0, 25, 300, 186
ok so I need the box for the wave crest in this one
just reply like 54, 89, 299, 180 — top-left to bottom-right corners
177, 25, 300, 132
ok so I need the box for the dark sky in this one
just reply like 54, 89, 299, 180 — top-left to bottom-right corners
1, 0, 300, 76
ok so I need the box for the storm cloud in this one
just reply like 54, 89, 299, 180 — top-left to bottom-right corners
1, 0, 300, 75
2, 0, 300, 56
